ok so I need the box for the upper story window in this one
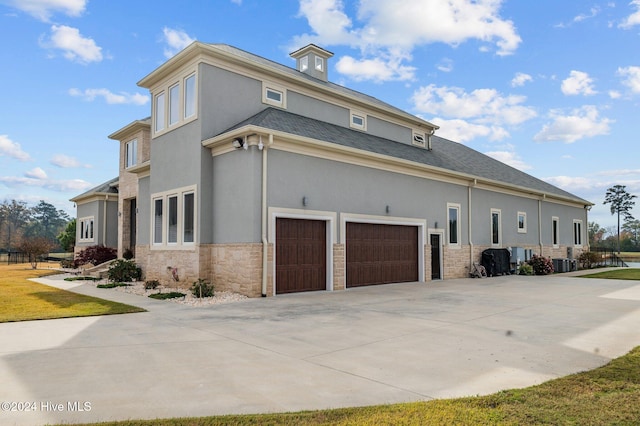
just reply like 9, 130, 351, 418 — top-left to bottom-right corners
350, 110, 367, 130
447, 203, 460, 246
491, 209, 501, 246
552, 216, 560, 247
315, 56, 324, 71
262, 82, 287, 108
169, 84, 180, 126
79, 217, 94, 242
517, 211, 527, 233
125, 139, 137, 168
152, 68, 198, 136
155, 92, 165, 132
300, 56, 308, 72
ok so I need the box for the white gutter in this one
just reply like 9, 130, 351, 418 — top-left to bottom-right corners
538, 198, 543, 255
103, 194, 108, 247
261, 134, 273, 297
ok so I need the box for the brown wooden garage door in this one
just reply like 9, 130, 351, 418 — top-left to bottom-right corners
346, 222, 418, 288
276, 218, 327, 294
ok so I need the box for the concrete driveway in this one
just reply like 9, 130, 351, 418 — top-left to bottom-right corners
1, 272, 640, 426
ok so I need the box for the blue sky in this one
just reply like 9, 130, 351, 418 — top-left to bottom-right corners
1, 0, 639, 231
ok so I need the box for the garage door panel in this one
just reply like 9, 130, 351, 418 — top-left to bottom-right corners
276, 218, 326, 294
346, 223, 418, 288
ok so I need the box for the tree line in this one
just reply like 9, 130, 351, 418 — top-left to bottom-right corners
590, 184, 638, 252
0, 199, 75, 253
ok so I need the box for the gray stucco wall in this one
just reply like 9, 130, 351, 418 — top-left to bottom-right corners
75, 199, 117, 248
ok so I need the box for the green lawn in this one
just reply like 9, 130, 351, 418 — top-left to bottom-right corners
579, 268, 640, 280
0, 263, 145, 322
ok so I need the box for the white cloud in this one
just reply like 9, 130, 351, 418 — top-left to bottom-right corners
484, 150, 532, 171
25, 167, 48, 179
429, 118, 494, 143
609, 90, 622, 99
573, 7, 600, 23
292, 0, 521, 82
335, 51, 416, 82
534, 105, 613, 143
412, 84, 537, 125
618, 66, 640, 94
511, 72, 532, 87
41, 25, 103, 64
69, 88, 149, 105
561, 70, 597, 96
162, 27, 195, 58
0, 0, 86, 22
542, 175, 599, 193
0, 175, 92, 192
436, 58, 453, 73
0, 135, 31, 161
50, 154, 91, 168
620, 0, 640, 29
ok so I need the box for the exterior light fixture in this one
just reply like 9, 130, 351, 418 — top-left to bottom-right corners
385, 205, 390, 214
232, 137, 244, 149
302, 196, 308, 207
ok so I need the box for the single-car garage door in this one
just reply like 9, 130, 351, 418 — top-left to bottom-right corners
276, 218, 327, 294
346, 222, 418, 288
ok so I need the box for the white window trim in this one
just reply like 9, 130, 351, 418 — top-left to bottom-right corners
491, 208, 502, 247
447, 203, 461, 247
262, 81, 287, 109
125, 139, 138, 169
78, 216, 95, 243
168, 83, 180, 127
573, 219, 583, 246
300, 55, 308, 72
350, 110, 367, 131
517, 211, 527, 234
552, 216, 560, 248
150, 185, 197, 250
315, 56, 324, 71
152, 67, 198, 137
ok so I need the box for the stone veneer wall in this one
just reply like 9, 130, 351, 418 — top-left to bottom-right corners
134, 245, 206, 289
442, 245, 472, 279
210, 243, 263, 297
424, 244, 432, 281
333, 243, 345, 291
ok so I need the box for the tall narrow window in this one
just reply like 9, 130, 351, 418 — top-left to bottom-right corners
183, 192, 194, 243
491, 209, 501, 246
155, 92, 165, 132
184, 74, 195, 118
573, 220, 582, 245
315, 56, 323, 71
153, 199, 163, 244
125, 139, 137, 168
552, 217, 559, 247
517, 212, 527, 233
300, 55, 308, 71
167, 195, 178, 243
169, 84, 180, 126
447, 204, 460, 245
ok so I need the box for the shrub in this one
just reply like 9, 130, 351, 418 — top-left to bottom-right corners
60, 258, 75, 268
518, 263, 533, 276
528, 254, 554, 275
190, 278, 214, 298
74, 245, 117, 267
144, 280, 160, 290
149, 292, 185, 300
97, 283, 130, 288
64, 276, 100, 282
107, 259, 142, 283
123, 248, 134, 260
578, 251, 599, 269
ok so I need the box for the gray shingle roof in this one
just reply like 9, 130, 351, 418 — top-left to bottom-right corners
222, 107, 590, 204
70, 176, 118, 202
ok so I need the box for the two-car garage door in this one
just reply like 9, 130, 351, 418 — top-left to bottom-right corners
276, 218, 418, 293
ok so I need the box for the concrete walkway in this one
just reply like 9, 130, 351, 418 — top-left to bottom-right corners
1, 272, 640, 425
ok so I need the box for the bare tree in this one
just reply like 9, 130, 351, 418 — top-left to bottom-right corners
18, 236, 55, 269
604, 185, 637, 253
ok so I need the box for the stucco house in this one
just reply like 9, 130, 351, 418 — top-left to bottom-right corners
72, 42, 592, 296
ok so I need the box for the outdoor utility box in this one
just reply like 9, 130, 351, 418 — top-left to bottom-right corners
511, 247, 524, 264
482, 248, 511, 276
553, 258, 569, 273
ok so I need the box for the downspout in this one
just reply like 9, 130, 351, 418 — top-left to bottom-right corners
538, 198, 543, 256
261, 134, 273, 297
468, 181, 474, 267
103, 194, 108, 247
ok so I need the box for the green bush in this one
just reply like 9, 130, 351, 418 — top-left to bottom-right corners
149, 292, 185, 300
64, 276, 100, 282
97, 283, 130, 288
190, 278, 214, 298
528, 254, 554, 275
144, 280, 160, 290
107, 259, 142, 283
518, 263, 533, 275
